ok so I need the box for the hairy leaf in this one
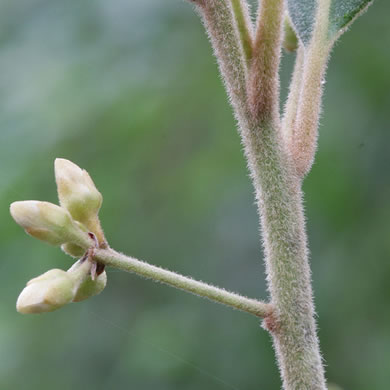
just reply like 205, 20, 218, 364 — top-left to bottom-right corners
287, 0, 316, 46
287, 0, 373, 46
328, 0, 373, 39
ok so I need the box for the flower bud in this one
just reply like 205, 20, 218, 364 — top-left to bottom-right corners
61, 242, 85, 258
55, 158, 102, 225
67, 259, 107, 302
16, 269, 76, 314
72, 271, 107, 302
283, 17, 298, 52
10, 201, 90, 247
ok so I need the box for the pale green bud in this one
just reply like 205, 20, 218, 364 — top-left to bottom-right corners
61, 242, 85, 258
10, 201, 91, 247
283, 17, 298, 52
55, 158, 102, 225
16, 269, 76, 314
61, 221, 90, 257
72, 271, 107, 302
66, 259, 107, 302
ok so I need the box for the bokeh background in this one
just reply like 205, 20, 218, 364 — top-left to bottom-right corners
0, 0, 389, 389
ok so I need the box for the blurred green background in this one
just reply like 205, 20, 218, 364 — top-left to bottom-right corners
0, 1, 389, 389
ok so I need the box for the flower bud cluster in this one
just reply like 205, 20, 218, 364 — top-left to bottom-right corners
10, 159, 104, 249
10, 159, 108, 314
17, 261, 107, 314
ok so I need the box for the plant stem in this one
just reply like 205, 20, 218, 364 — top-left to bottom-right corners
93, 247, 273, 318
193, 0, 248, 116
289, 0, 331, 177
247, 0, 284, 121
246, 119, 327, 389
242, 1, 327, 386
282, 45, 304, 149
193, 0, 327, 387
230, 0, 254, 63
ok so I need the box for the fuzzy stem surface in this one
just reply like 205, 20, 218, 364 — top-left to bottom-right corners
193, 0, 248, 118
245, 118, 327, 390
92, 248, 272, 318
193, 0, 327, 387
241, 0, 327, 384
247, 0, 284, 122
230, 0, 254, 63
282, 45, 305, 150
289, 0, 332, 177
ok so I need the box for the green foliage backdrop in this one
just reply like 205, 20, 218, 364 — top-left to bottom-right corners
1, 0, 389, 388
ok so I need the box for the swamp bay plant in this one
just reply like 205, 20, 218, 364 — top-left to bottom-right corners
10, 0, 374, 389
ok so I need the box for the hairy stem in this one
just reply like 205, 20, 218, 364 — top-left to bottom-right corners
192, 0, 327, 387
230, 0, 254, 63
247, 119, 327, 389
282, 45, 304, 151
193, 0, 248, 118
247, 0, 284, 122
93, 247, 272, 318
243, 1, 327, 385
289, 0, 332, 177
